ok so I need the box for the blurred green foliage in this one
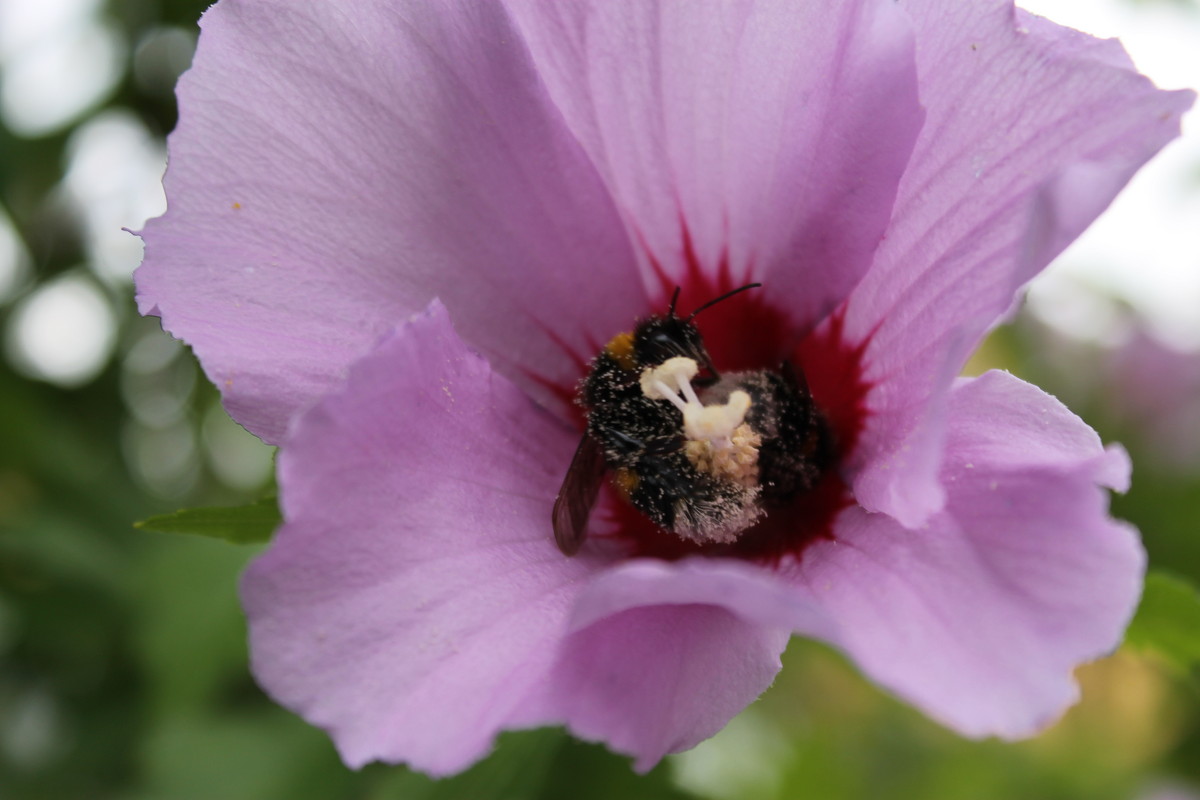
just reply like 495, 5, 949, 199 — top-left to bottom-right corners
1, 1, 1199, 799
1127, 573, 1200, 674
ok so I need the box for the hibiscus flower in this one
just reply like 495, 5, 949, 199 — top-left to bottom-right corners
135, 0, 1192, 776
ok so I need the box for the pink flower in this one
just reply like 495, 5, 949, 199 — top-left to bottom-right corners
135, 0, 1192, 776
1108, 331, 1200, 471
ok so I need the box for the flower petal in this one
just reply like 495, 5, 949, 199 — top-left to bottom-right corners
242, 301, 592, 776
844, 0, 1193, 526
539, 603, 789, 772
515, 558, 822, 770
136, 0, 644, 442
244, 300, 798, 774
504, 0, 924, 329
944, 370, 1132, 491
797, 370, 1143, 737
569, 557, 834, 636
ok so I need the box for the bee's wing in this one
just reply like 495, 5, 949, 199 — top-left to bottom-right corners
552, 434, 606, 556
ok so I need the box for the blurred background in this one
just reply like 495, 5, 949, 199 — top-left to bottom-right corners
0, 0, 1197, 798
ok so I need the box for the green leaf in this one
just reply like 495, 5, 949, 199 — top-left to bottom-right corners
1125, 571, 1200, 672
135, 497, 282, 545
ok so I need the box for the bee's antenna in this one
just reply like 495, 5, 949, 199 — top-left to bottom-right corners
668, 286, 682, 317
687, 282, 762, 321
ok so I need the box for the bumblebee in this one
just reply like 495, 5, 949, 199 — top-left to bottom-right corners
553, 285, 831, 556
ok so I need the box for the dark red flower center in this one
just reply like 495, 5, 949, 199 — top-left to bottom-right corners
589, 236, 873, 566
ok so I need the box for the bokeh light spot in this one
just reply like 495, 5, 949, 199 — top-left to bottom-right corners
63, 109, 167, 282
5, 272, 117, 387
0, 16, 125, 137
202, 402, 275, 491
0, 0, 101, 56
132, 26, 195, 98
121, 418, 199, 499
0, 206, 30, 304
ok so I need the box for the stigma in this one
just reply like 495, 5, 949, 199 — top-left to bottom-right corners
640, 357, 762, 488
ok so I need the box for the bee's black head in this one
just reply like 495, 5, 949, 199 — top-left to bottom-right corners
632, 283, 762, 372
632, 314, 709, 368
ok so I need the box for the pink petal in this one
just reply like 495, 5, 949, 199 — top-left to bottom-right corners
944, 370, 1131, 491
532, 557, 824, 769
584, 376, 1138, 739
844, 0, 1193, 526
518, 560, 819, 770
242, 301, 592, 775
504, 0, 924, 330
136, 0, 644, 442
796, 370, 1143, 737
244, 300, 798, 774
569, 557, 834, 635
538, 603, 789, 772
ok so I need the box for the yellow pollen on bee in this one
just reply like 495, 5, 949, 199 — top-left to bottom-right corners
685, 423, 762, 488
613, 467, 640, 501
604, 331, 637, 371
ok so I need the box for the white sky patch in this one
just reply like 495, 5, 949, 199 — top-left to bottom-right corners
5, 272, 117, 387
1019, 0, 1200, 350
0, 0, 124, 137
62, 109, 167, 283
